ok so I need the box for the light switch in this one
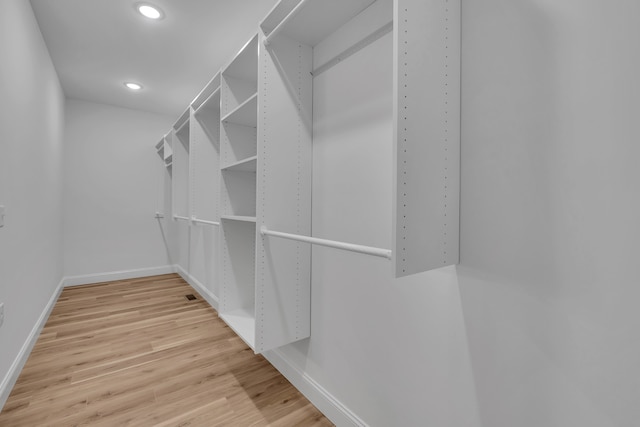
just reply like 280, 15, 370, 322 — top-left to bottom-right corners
0, 206, 5, 227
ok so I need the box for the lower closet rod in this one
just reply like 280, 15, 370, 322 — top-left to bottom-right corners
260, 226, 392, 260
191, 217, 220, 226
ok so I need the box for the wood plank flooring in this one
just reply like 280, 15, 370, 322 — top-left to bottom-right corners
0, 274, 332, 426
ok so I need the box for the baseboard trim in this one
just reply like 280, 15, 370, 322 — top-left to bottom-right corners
0, 277, 65, 411
63, 265, 176, 287
263, 349, 369, 427
175, 265, 219, 311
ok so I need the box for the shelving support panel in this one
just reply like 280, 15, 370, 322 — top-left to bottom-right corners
171, 112, 190, 219
255, 33, 313, 352
192, 73, 221, 224
393, 0, 460, 276
155, 0, 460, 353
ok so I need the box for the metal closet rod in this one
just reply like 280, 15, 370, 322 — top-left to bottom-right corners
191, 217, 220, 226
260, 226, 392, 260
173, 215, 190, 222
263, 0, 310, 46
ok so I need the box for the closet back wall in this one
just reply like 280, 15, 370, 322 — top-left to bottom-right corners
63, 99, 174, 279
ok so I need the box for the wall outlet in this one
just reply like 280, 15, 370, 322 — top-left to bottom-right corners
0, 303, 4, 327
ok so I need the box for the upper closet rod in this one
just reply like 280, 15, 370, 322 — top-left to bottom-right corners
263, 0, 310, 46
173, 215, 190, 222
260, 226, 392, 260
191, 217, 220, 226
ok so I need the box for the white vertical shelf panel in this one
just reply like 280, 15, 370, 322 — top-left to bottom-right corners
171, 120, 190, 218
393, 0, 460, 277
193, 93, 221, 222
256, 34, 313, 353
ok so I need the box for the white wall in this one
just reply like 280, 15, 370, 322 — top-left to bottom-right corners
0, 0, 65, 405
63, 99, 175, 278
459, 1, 640, 425
266, 1, 640, 426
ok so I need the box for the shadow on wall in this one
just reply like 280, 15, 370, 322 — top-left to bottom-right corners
458, 0, 640, 426
458, 0, 571, 424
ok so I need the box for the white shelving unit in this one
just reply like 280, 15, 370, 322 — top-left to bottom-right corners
155, 0, 459, 352
260, 0, 460, 277
217, 30, 313, 353
155, 133, 173, 169
219, 34, 260, 350
191, 73, 221, 224
172, 108, 190, 219
155, 139, 164, 159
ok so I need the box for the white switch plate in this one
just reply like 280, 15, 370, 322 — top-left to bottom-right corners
0, 303, 4, 327
0, 206, 5, 227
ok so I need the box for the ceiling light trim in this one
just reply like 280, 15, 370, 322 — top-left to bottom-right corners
135, 3, 164, 20
124, 82, 143, 90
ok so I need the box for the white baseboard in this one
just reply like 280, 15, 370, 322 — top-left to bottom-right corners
0, 277, 65, 411
263, 349, 369, 427
175, 265, 219, 310
63, 265, 176, 287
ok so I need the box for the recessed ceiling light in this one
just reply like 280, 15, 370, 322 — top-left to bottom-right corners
125, 82, 143, 90
136, 3, 163, 20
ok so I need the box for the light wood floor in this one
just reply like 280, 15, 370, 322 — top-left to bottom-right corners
0, 274, 332, 426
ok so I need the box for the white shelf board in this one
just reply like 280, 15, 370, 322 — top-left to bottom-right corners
221, 155, 257, 172
191, 72, 221, 111
223, 34, 259, 84
173, 108, 190, 131
194, 87, 221, 116
262, 0, 377, 47
220, 308, 256, 349
221, 93, 258, 127
221, 215, 257, 223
